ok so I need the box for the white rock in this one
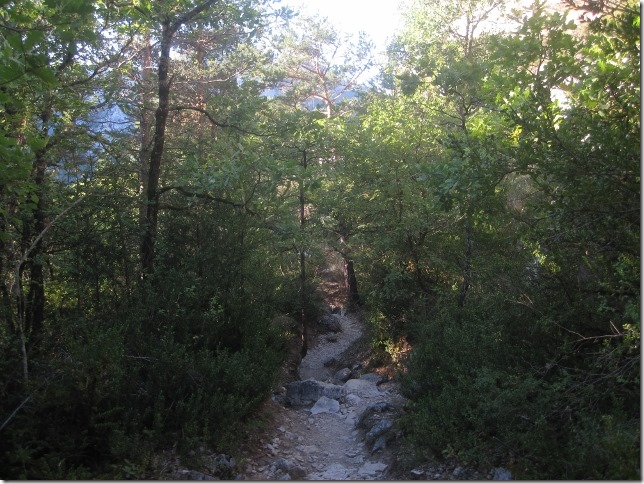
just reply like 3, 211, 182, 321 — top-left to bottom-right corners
314, 463, 351, 480
343, 379, 382, 398
310, 395, 340, 415
358, 461, 388, 477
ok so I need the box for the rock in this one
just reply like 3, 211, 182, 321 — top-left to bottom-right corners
318, 314, 343, 333
326, 334, 338, 342
360, 372, 385, 384
268, 459, 305, 480
452, 466, 464, 478
493, 467, 513, 480
271, 459, 290, 472
410, 467, 426, 479
285, 379, 345, 406
343, 378, 381, 398
334, 368, 352, 382
310, 395, 340, 415
311, 463, 351, 480
371, 435, 387, 453
356, 401, 394, 428
345, 393, 363, 406
365, 419, 393, 444
357, 461, 388, 477
368, 401, 393, 412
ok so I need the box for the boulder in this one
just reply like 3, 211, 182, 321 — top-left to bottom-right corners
343, 378, 381, 399
310, 396, 340, 415
285, 379, 345, 406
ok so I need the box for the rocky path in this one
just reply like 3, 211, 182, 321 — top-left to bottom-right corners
239, 309, 406, 480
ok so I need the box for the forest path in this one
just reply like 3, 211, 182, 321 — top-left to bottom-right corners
238, 254, 406, 480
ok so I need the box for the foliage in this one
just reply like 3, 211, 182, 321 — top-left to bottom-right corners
368, 0, 640, 479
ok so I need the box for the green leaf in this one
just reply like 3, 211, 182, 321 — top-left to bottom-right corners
32, 66, 58, 86
0, 64, 23, 84
24, 31, 44, 51
6, 33, 22, 51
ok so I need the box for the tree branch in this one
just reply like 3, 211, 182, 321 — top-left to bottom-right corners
157, 185, 257, 215
169, 105, 274, 136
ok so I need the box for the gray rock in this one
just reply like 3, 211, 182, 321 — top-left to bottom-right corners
310, 395, 340, 415
285, 379, 345, 406
344, 378, 381, 398
357, 461, 387, 477
365, 418, 393, 444
452, 466, 464, 478
269, 459, 305, 480
211, 453, 236, 470
371, 435, 387, 453
369, 401, 394, 412
360, 372, 385, 384
318, 314, 342, 333
410, 467, 426, 479
493, 467, 513, 480
357, 401, 394, 428
310, 463, 351, 480
334, 368, 352, 382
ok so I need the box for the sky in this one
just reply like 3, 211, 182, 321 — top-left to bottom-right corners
280, 0, 407, 54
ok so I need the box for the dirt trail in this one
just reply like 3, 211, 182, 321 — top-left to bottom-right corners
239, 309, 405, 480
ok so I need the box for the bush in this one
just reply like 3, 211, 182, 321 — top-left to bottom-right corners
397, 294, 640, 480
0, 269, 287, 479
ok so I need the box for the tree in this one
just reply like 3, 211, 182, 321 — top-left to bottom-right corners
0, 0, 135, 381
371, 0, 640, 477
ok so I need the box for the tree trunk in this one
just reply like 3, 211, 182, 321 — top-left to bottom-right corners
456, 220, 473, 307
140, 20, 174, 276
298, 149, 309, 358
24, 132, 49, 351
139, 0, 221, 276
138, 34, 154, 226
344, 258, 360, 306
